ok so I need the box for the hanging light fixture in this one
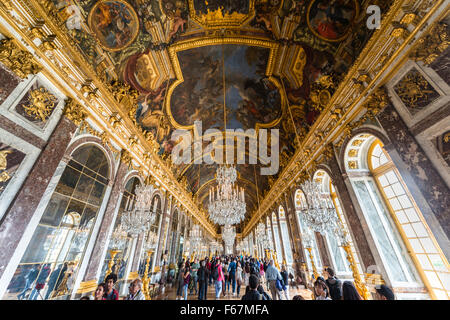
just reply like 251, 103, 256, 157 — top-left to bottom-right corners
300, 179, 338, 235
189, 224, 202, 252
110, 223, 128, 250
121, 184, 157, 238
208, 165, 246, 225
222, 224, 236, 248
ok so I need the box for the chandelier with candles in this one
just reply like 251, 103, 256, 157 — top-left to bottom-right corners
208, 165, 246, 225
222, 224, 236, 247
121, 184, 157, 238
189, 224, 203, 250
299, 179, 339, 236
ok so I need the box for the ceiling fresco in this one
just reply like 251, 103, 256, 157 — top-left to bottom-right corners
51, 0, 392, 232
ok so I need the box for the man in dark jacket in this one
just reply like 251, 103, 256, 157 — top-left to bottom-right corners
241, 275, 262, 300
197, 260, 209, 300
324, 267, 342, 300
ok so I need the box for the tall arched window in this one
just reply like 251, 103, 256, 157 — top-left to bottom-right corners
313, 170, 353, 276
278, 206, 294, 266
99, 176, 140, 292
346, 134, 449, 299
5, 145, 109, 300
294, 190, 322, 272
271, 212, 284, 264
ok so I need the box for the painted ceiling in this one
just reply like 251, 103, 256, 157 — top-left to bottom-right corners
53, 0, 392, 232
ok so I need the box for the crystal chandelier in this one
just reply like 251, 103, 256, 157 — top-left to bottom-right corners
301, 229, 314, 249
300, 179, 338, 235
222, 224, 236, 247
189, 224, 202, 251
143, 230, 158, 252
208, 165, 246, 225
121, 184, 157, 238
110, 223, 128, 250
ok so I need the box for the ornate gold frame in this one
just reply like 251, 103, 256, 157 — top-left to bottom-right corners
306, 0, 360, 43
87, 0, 140, 52
165, 36, 284, 131
188, 0, 256, 29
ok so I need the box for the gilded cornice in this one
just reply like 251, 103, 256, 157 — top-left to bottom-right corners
243, 0, 448, 236
0, 0, 218, 237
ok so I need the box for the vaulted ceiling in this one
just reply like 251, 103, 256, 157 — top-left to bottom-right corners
56, 0, 391, 232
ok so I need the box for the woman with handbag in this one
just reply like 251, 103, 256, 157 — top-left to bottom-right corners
280, 265, 290, 300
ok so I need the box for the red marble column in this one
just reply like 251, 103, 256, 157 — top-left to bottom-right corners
376, 103, 450, 240
314, 232, 331, 269
0, 116, 77, 279
82, 158, 129, 282
283, 192, 308, 284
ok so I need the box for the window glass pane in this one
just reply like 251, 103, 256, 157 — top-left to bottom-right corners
398, 195, 412, 208
428, 254, 446, 271
385, 171, 398, 184
416, 254, 432, 270
410, 238, 424, 253
378, 175, 389, 187
391, 182, 405, 196
396, 210, 408, 224
5, 263, 42, 298
438, 272, 450, 291
420, 238, 438, 254
353, 180, 408, 282
405, 208, 420, 222
402, 224, 416, 238
389, 198, 402, 211
40, 193, 70, 227
55, 166, 80, 196
383, 186, 395, 198
424, 271, 443, 289
20, 225, 58, 264
280, 222, 293, 263
72, 174, 95, 202
411, 222, 428, 237
327, 231, 346, 273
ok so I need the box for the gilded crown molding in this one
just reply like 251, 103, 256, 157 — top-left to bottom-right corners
0, 38, 42, 78
243, 0, 447, 236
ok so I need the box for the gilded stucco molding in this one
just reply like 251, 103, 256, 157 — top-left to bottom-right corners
243, 0, 446, 236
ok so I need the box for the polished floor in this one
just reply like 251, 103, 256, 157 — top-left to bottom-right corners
155, 280, 313, 300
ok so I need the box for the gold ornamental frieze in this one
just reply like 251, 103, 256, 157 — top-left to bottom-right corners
0, 38, 42, 78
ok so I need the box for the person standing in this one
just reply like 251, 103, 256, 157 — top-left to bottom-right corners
375, 284, 395, 300
324, 267, 342, 300
125, 279, 146, 300
280, 264, 290, 300
222, 259, 229, 296
265, 260, 282, 300
94, 283, 106, 300
213, 258, 223, 300
241, 275, 262, 300
228, 258, 237, 296
182, 267, 191, 300
314, 278, 331, 300
206, 258, 212, 285
176, 263, 185, 300
197, 260, 209, 300
342, 281, 362, 300
17, 265, 40, 300
104, 273, 119, 300
235, 261, 243, 297
190, 258, 200, 296
29, 264, 51, 300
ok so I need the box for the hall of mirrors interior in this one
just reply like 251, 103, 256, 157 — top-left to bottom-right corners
0, 0, 448, 300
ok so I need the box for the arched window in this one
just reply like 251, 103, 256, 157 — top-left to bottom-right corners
99, 176, 140, 293
312, 170, 356, 276
278, 206, 294, 266
271, 212, 284, 264
346, 134, 449, 299
5, 145, 109, 300
294, 190, 322, 272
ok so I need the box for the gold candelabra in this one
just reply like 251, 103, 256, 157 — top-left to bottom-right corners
271, 250, 280, 269
306, 247, 319, 279
105, 249, 121, 280
142, 249, 154, 300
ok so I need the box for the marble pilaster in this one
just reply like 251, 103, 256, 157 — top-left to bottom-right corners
0, 116, 76, 280
82, 158, 129, 282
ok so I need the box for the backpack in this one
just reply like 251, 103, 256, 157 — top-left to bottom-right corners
212, 265, 219, 280
327, 278, 342, 300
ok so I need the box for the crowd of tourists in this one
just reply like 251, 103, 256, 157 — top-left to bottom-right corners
80, 254, 395, 300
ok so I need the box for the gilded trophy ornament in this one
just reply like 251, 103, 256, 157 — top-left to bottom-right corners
23, 88, 58, 122
0, 150, 12, 183
0, 38, 42, 78
410, 22, 449, 65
